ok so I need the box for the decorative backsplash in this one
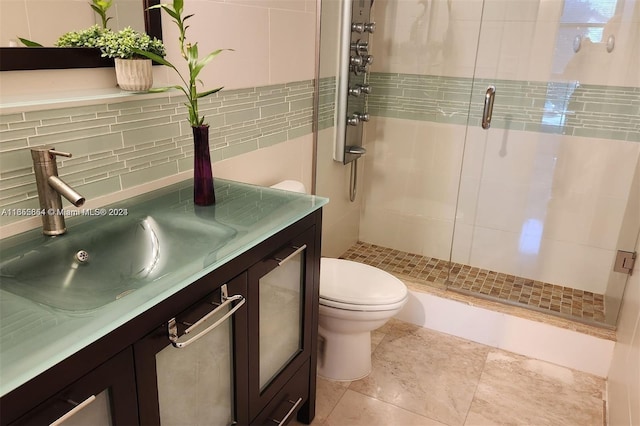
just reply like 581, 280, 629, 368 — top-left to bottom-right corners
0, 80, 314, 225
368, 72, 640, 143
318, 77, 336, 131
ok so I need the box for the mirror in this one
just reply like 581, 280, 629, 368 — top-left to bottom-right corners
0, 0, 162, 71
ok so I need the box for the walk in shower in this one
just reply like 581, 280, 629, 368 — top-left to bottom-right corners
316, 0, 640, 328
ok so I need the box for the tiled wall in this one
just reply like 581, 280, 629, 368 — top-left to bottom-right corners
0, 81, 314, 226
318, 77, 337, 131
0, 0, 146, 47
313, 0, 364, 258
368, 73, 640, 142
1, 0, 318, 233
360, 112, 639, 295
357, 0, 640, 295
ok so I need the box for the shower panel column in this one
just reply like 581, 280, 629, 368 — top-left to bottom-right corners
335, 0, 374, 201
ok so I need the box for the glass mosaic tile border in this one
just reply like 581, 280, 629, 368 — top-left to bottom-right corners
341, 241, 606, 324
368, 72, 640, 142
0, 80, 314, 224
318, 77, 336, 131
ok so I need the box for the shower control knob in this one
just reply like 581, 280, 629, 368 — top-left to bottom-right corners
351, 40, 369, 54
352, 22, 364, 33
358, 84, 372, 95
355, 112, 370, 122
364, 55, 374, 65
347, 114, 360, 126
364, 22, 376, 33
349, 86, 362, 97
350, 56, 363, 66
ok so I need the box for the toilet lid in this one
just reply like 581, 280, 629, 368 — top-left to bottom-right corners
320, 258, 407, 306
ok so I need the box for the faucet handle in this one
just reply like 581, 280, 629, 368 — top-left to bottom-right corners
48, 149, 72, 159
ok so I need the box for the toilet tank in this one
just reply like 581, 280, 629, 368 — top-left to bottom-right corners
270, 180, 307, 194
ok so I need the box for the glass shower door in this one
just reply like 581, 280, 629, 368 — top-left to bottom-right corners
357, 0, 486, 264
450, 0, 640, 326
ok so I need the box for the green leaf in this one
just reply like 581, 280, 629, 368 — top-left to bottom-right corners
148, 85, 184, 93
132, 48, 173, 68
149, 3, 179, 21
190, 48, 226, 80
18, 38, 43, 47
197, 87, 223, 99
187, 43, 199, 63
173, 0, 183, 15
143, 0, 232, 127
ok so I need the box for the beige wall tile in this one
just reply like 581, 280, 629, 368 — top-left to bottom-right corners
214, 134, 313, 191
225, 0, 307, 12
269, 9, 316, 84
315, 128, 362, 257
0, 0, 30, 47
163, 1, 270, 91
371, 0, 482, 78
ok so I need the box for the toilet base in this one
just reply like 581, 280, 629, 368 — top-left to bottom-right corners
318, 326, 372, 381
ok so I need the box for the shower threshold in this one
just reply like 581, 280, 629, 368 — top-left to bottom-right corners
340, 241, 611, 332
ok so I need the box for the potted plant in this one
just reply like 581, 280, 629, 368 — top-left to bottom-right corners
98, 27, 166, 91
54, 25, 107, 49
55, 26, 165, 91
133, 0, 230, 205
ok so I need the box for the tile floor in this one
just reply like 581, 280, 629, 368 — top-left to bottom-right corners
297, 319, 605, 426
341, 242, 606, 324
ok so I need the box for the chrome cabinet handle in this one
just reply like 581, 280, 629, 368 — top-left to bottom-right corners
270, 397, 303, 425
168, 291, 245, 349
274, 245, 307, 266
49, 395, 96, 426
482, 85, 496, 129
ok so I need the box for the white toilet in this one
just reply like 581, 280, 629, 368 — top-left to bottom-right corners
270, 180, 409, 381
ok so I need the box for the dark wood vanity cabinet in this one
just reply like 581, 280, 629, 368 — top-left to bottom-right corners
247, 227, 317, 424
134, 273, 250, 425
8, 348, 138, 426
1, 210, 322, 426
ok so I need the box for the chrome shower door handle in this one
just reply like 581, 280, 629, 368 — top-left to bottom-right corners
482, 85, 496, 129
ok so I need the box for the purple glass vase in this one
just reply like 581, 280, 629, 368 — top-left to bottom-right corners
192, 125, 215, 206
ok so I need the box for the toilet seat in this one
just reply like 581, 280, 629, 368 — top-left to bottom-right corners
320, 258, 408, 311
319, 297, 408, 312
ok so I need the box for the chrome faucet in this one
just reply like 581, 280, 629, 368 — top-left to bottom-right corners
31, 146, 85, 236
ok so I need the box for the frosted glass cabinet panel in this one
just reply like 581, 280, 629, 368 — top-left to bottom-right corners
258, 247, 305, 390
156, 304, 235, 425
58, 390, 111, 426
247, 227, 316, 422
134, 274, 249, 426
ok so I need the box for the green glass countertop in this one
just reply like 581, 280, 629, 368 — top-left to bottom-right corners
0, 178, 327, 396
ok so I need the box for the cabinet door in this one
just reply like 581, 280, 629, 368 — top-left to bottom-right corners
10, 348, 138, 426
134, 273, 249, 426
248, 227, 316, 421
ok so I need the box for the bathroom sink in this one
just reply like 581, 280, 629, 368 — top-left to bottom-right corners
0, 214, 236, 311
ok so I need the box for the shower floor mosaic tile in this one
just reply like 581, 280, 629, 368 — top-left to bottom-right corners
340, 241, 606, 324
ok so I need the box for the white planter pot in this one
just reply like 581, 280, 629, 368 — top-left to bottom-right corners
114, 58, 153, 91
